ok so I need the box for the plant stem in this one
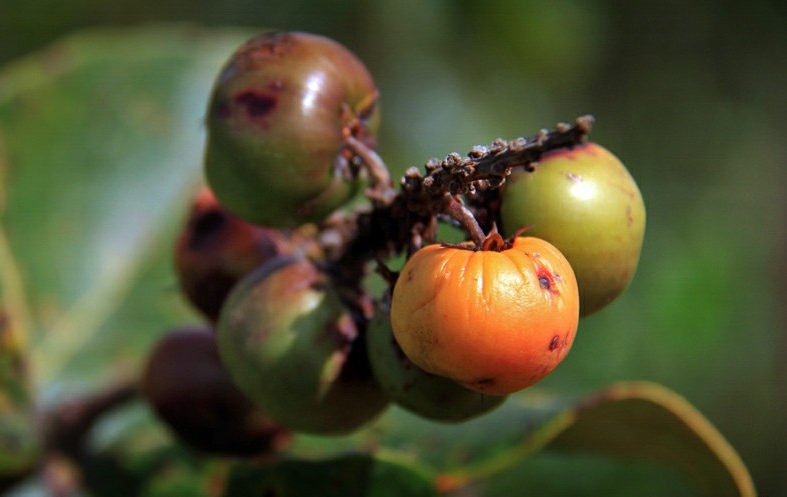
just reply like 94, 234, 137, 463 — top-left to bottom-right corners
343, 134, 396, 205
442, 196, 486, 247
329, 115, 594, 261
421, 114, 594, 197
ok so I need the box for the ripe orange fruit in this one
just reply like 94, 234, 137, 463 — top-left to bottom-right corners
390, 235, 579, 395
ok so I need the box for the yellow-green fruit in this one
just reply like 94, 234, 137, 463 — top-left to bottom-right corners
501, 142, 646, 317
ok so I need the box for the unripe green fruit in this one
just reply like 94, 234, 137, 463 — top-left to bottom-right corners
142, 327, 291, 456
204, 31, 380, 227
217, 256, 389, 435
500, 142, 646, 316
366, 309, 507, 422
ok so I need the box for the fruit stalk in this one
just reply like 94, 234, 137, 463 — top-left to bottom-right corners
331, 114, 594, 261
417, 114, 594, 197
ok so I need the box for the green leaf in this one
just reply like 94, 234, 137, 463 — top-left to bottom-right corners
433, 382, 755, 497
0, 143, 40, 481
223, 453, 438, 497
0, 25, 255, 391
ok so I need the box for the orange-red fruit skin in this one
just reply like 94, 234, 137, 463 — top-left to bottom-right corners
390, 237, 579, 395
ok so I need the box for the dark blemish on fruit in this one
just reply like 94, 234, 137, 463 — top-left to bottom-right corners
472, 378, 496, 387
549, 335, 560, 350
537, 267, 561, 295
214, 100, 231, 120
189, 209, 227, 251
627, 205, 634, 227
309, 280, 328, 293
234, 91, 277, 118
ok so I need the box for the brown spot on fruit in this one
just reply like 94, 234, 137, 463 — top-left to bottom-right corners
188, 209, 227, 251
469, 377, 496, 388
549, 335, 560, 350
215, 100, 231, 120
537, 268, 559, 295
234, 91, 277, 118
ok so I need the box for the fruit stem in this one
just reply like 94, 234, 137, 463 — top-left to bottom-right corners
343, 134, 396, 206
420, 114, 594, 197
322, 116, 594, 259
442, 196, 486, 247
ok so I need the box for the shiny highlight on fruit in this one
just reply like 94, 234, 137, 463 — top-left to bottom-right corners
204, 31, 380, 227
217, 256, 388, 434
501, 142, 646, 316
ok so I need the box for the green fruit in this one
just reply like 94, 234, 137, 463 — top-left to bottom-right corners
217, 256, 389, 435
142, 327, 291, 456
366, 309, 507, 422
500, 142, 646, 317
204, 31, 380, 227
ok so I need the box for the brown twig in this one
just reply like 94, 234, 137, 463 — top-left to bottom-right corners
332, 114, 594, 260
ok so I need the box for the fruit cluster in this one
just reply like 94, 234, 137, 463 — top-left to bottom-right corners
141, 31, 646, 455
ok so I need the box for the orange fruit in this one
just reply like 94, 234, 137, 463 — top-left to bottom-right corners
390, 236, 579, 395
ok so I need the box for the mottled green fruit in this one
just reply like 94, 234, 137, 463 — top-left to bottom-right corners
501, 142, 646, 316
205, 31, 379, 227
367, 308, 506, 422
217, 256, 389, 435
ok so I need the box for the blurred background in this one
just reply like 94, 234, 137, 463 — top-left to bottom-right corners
1, 0, 785, 495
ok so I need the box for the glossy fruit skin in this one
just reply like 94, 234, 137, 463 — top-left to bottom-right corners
204, 31, 380, 227
174, 186, 304, 322
500, 142, 646, 317
141, 326, 291, 456
366, 309, 507, 422
217, 256, 389, 435
390, 237, 579, 396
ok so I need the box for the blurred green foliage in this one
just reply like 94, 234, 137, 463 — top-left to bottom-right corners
0, 0, 785, 495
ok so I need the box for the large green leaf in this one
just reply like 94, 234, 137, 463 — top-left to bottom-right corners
0, 25, 254, 392
386, 382, 755, 496
0, 140, 40, 484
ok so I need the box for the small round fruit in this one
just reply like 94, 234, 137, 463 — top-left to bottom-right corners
500, 142, 646, 317
217, 256, 389, 435
174, 186, 305, 322
390, 236, 579, 396
141, 326, 291, 456
366, 308, 507, 422
204, 31, 380, 227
